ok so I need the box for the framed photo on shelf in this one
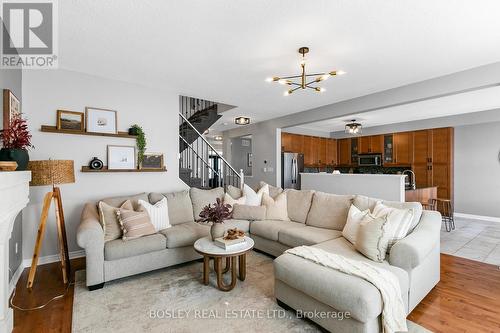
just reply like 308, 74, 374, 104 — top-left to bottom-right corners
86, 107, 117, 134
247, 153, 253, 167
107, 145, 136, 170
3, 89, 21, 129
57, 110, 84, 131
140, 152, 164, 170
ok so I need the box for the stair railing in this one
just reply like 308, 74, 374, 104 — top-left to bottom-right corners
179, 113, 244, 189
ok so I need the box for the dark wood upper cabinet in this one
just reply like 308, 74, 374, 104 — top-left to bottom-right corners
393, 132, 412, 165
326, 138, 337, 166
358, 135, 383, 154
291, 134, 304, 154
338, 138, 351, 165
358, 136, 371, 154
281, 132, 292, 151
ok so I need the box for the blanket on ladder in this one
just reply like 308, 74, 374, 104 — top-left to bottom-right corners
285, 246, 408, 333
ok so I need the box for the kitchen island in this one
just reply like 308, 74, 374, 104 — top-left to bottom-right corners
300, 173, 407, 201
405, 186, 437, 207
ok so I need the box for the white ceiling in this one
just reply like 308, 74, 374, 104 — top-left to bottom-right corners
59, 1, 500, 131
291, 85, 500, 133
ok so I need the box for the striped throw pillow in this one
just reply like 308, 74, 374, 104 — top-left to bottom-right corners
116, 208, 156, 241
138, 198, 170, 231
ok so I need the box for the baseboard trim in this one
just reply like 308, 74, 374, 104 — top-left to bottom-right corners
9, 264, 24, 294
455, 213, 500, 223
21, 250, 86, 269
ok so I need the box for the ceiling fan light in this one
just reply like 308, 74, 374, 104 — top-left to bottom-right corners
234, 116, 251, 125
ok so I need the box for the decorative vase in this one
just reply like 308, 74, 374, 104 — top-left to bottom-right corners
128, 127, 139, 136
0, 148, 29, 171
210, 223, 225, 241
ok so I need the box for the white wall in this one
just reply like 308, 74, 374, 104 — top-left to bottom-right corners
22, 69, 186, 260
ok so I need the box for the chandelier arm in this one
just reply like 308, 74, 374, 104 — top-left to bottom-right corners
305, 80, 320, 86
287, 82, 302, 87
290, 86, 302, 93
279, 74, 304, 79
304, 85, 320, 90
304, 73, 328, 77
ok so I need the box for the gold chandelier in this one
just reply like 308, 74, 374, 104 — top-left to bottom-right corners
266, 47, 345, 96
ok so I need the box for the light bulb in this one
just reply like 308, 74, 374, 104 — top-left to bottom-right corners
278, 79, 287, 85
284, 90, 293, 96
265, 77, 273, 82
320, 74, 330, 81
336, 70, 346, 75
319, 87, 326, 93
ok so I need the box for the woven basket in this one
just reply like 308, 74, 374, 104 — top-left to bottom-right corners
28, 160, 75, 186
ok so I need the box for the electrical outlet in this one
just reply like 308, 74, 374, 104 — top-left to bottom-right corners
15, 242, 18, 254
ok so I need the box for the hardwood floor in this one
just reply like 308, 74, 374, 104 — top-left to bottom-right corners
11, 254, 500, 333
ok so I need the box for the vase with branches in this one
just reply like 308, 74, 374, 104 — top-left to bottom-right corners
0, 116, 34, 170
197, 198, 233, 240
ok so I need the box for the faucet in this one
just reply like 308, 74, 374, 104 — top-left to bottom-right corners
403, 169, 416, 190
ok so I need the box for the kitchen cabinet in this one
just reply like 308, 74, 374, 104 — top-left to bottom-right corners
281, 132, 292, 152
318, 138, 327, 165
338, 138, 351, 165
326, 138, 337, 165
303, 135, 314, 166
431, 128, 453, 201
394, 132, 412, 165
358, 135, 383, 154
291, 134, 304, 154
412, 130, 432, 188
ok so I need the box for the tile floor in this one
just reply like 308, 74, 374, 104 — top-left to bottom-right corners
441, 217, 500, 266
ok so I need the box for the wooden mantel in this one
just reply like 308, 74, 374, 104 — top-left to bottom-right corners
0, 171, 31, 332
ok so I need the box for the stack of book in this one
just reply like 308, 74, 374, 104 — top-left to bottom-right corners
214, 237, 246, 250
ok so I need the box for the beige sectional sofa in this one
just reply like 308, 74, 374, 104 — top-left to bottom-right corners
77, 186, 441, 333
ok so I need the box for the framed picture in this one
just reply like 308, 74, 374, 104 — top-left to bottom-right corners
247, 153, 253, 167
3, 89, 21, 129
57, 110, 84, 131
107, 145, 136, 170
140, 152, 164, 170
86, 107, 117, 134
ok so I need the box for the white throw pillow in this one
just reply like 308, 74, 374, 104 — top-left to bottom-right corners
355, 213, 391, 262
372, 202, 414, 251
243, 184, 269, 206
342, 204, 370, 245
138, 198, 170, 231
261, 192, 289, 221
224, 193, 246, 206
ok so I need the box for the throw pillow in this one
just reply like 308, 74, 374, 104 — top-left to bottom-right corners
306, 192, 354, 230
261, 192, 289, 221
98, 200, 133, 242
355, 213, 391, 262
342, 204, 370, 245
372, 202, 414, 250
224, 193, 246, 206
116, 208, 156, 241
232, 204, 267, 221
226, 185, 243, 200
379, 200, 422, 232
138, 198, 170, 231
259, 181, 283, 198
243, 184, 269, 206
149, 190, 194, 225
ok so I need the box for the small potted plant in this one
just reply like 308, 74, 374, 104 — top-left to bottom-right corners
0, 116, 34, 170
129, 124, 146, 167
197, 198, 233, 240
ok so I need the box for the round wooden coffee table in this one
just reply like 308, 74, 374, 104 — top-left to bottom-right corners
194, 236, 254, 291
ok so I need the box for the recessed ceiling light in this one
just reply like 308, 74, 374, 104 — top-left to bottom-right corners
214, 135, 223, 141
234, 116, 250, 125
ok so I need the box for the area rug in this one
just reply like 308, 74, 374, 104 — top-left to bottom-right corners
72, 251, 431, 332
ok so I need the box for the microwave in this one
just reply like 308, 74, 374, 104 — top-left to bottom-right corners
358, 154, 382, 166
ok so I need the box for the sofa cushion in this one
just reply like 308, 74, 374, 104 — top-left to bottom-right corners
223, 193, 246, 206
190, 187, 225, 220
104, 233, 166, 261
273, 237, 409, 322
262, 192, 289, 221
232, 204, 266, 221
250, 220, 305, 241
285, 189, 314, 223
149, 190, 194, 225
101, 192, 148, 210
306, 192, 354, 230
160, 222, 210, 248
223, 219, 250, 233
278, 226, 342, 248
353, 195, 380, 212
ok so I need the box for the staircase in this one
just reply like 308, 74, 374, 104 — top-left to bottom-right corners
179, 96, 243, 189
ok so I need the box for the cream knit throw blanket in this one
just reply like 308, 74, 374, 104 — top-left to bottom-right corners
285, 246, 408, 333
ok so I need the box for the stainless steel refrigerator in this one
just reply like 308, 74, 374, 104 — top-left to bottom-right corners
281, 152, 304, 189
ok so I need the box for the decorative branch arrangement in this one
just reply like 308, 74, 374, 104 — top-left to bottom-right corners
197, 198, 233, 224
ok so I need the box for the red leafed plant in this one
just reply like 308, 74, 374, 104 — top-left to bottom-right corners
0, 117, 34, 150
197, 198, 233, 224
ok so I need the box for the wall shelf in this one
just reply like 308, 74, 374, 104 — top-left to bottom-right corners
81, 166, 167, 173
40, 125, 136, 139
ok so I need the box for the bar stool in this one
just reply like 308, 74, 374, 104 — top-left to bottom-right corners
422, 199, 437, 211
434, 198, 455, 232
